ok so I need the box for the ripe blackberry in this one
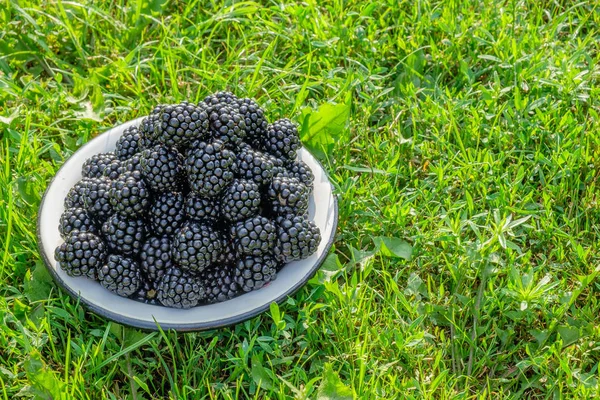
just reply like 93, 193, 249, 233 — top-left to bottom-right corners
230, 216, 276, 256
216, 237, 238, 266
267, 176, 309, 216
98, 254, 142, 297
140, 144, 184, 192
204, 91, 238, 107
81, 177, 114, 222
101, 213, 145, 256
237, 98, 268, 140
115, 125, 142, 160
202, 266, 240, 304
59, 207, 97, 239
101, 158, 122, 180
155, 102, 210, 149
139, 114, 159, 150
157, 266, 205, 309
131, 280, 159, 305
64, 180, 88, 209
235, 146, 274, 185
82, 152, 118, 178
140, 236, 173, 282
149, 192, 185, 236
185, 193, 220, 221
262, 119, 300, 160
274, 215, 321, 263
109, 172, 150, 217
54, 232, 106, 279
286, 160, 314, 190
171, 221, 222, 272
118, 154, 143, 181
234, 255, 277, 292
207, 104, 246, 147
220, 179, 261, 222
185, 140, 236, 197
265, 154, 289, 178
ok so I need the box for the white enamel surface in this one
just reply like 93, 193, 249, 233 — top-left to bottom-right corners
39, 117, 337, 329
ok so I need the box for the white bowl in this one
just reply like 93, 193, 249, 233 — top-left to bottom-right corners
37, 117, 338, 331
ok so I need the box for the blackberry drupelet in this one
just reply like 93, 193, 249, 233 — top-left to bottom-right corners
82, 177, 114, 222
202, 266, 240, 303
155, 102, 210, 149
262, 119, 300, 160
82, 152, 118, 178
140, 144, 184, 192
64, 180, 88, 209
230, 216, 276, 256
109, 172, 150, 217
220, 179, 261, 222
237, 98, 268, 140
156, 266, 205, 309
171, 221, 222, 272
54, 232, 106, 279
98, 254, 142, 297
234, 255, 278, 292
235, 146, 274, 185
207, 104, 246, 147
59, 207, 97, 238
101, 213, 145, 255
274, 215, 321, 263
115, 125, 142, 160
149, 192, 185, 236
131, 280, 159, 305
101, 158, 122, 180
267, 176, 309, 216
185, 140, 236, 197
185, 193, 220, 221
286, 160, 314, 190
140, 236, 173, 282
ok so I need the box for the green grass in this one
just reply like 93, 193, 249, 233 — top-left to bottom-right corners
1, 0, 600, 398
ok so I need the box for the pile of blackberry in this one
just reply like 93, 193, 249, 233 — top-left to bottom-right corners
55, 92, 321, 309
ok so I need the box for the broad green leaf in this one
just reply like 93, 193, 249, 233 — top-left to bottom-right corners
24, 262, 53, 302
251, 356, 273, 390
373, 237, 413, 260
300, 102, 350, 159
317, 364, 353, 400
557, 326, 580, 347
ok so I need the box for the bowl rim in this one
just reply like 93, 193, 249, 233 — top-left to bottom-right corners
36, 121, 338, 332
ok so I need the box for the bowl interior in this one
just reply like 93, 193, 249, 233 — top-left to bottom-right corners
38, 117, 338, 331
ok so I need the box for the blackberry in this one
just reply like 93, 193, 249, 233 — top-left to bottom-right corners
156, 266, 205, 309
131, 280, 159, 305
267, 176, 309, 216
101, 213, 145, 256
98, 254, 142, 297
139, 114, 159, 150
235, 146, 274, 185
230, 216, 276, 256
82, 152, 118, 178
274, 215, 321, 263
149, 192, 185, 236
265, 154, 289, 178
109, 172, 150, 217
185, 140, 236, 197
204, 91, 238, 107
101, 158, 122, 180
81, 177, 114, 222
54, 232, 106, 279
234, 255, 277, 292
59, 207, 97, 239
185, 193, 220, 221
64, 180, 87, 209
220, 179, 261, 222
140, 236, 173, 282
115, 125, 142, 160
140, 144, 184, 192
118, 154, 143, 181
171, 221, 222, 273
262, 119, 300, 160
202, 266, 240, 303
286, 160, 314, 190
237, 98, 268, 140
155, 102, 210, 149
216, 237, 238, 266
207, 104, 246, 147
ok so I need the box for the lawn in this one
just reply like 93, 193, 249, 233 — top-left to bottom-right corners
1, 0, 600, 398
